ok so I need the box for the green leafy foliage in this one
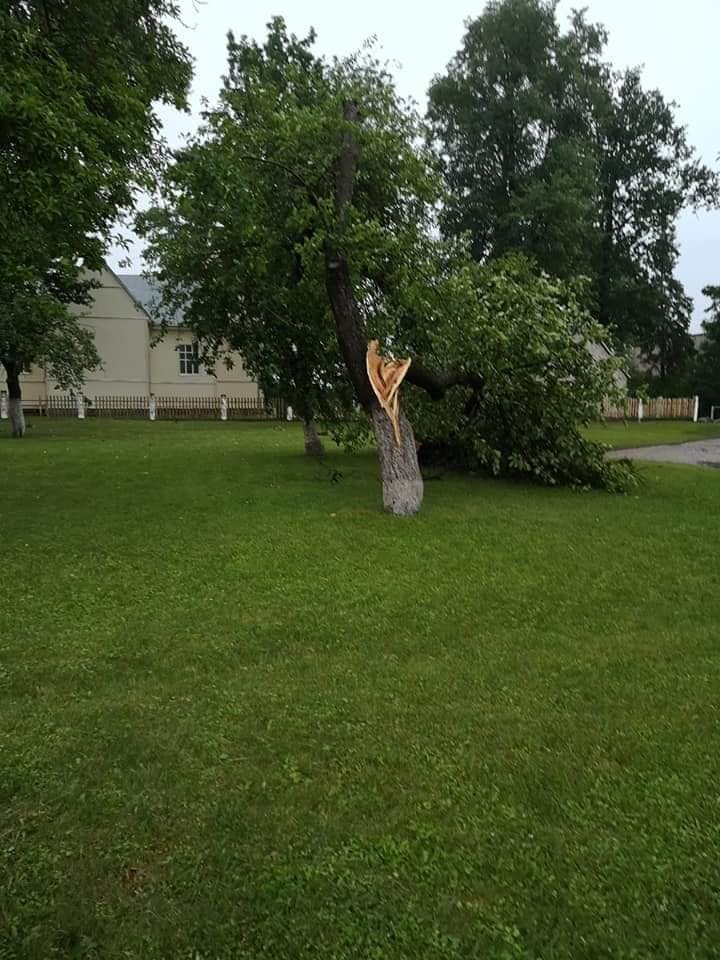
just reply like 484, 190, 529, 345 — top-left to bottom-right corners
140, 18, 437, 426
427, 0, 607, 274
140, 20, 347, 422
0, 1, 191, 402
631, 286, 720, 409
401, 255, 636, 490
595, 70, 715, 372
428, 0, 718, 375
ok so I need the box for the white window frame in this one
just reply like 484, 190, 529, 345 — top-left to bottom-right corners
178, 342, 200, 375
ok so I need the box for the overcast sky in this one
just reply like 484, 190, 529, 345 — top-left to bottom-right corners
110, 0, 720, 331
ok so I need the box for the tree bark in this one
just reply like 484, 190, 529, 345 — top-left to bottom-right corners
325, 252, 424, 513
371, 406, 423, 516
302, 417, 324, 457
3, 361, 25, 438
325, 250, 374, 408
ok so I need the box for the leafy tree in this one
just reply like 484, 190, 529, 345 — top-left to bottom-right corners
144, 20, 635, 515
142, 19, 441, 480
427, 0, 606, 277
428, 0, 717, 376
594, 70, 716, 371
0, 0, 191, 436
140, 21, 353, 455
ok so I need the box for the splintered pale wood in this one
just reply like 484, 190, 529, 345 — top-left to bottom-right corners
366, 340, 411, 446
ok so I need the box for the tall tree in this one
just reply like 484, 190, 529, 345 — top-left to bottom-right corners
428, 0, 717, 373
140, 21, 352, 455
0, 0, 191, 436
142, 21, 483, 510
593, 69, 716, 369
427, 0, 606, 277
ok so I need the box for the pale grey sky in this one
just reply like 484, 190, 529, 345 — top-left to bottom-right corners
111, 0, 720, 331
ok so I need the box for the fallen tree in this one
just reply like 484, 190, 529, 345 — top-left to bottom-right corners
143, 19, 636, 515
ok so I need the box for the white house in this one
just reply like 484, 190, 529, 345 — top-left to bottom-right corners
1, 266, 260, 405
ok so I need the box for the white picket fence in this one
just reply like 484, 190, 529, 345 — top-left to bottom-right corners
2, 390, 700, 424
2, 394, 288, 421
602, 396, 699, 422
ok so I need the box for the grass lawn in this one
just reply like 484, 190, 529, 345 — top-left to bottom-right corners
3, 419, 720, 959
586, 418, 720, 449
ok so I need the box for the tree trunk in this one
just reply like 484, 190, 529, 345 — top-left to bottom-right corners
324, 247, 425, 514
9, 399, 24, 438
371, 405, 423, 517
4, 361, 25, 438
302, 417, 324, 457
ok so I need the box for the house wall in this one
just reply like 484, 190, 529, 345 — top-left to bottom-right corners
2, 267, 259, 402
0, 364, 47, 403
149, 327, 258, 399
70, 268, 151, 397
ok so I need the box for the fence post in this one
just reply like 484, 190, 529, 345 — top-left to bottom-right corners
149, 394, 156, 421
693, 395, 699, 423
0, 391, 7, 420
77, 394, 85, 420
220, 394, 228, 421
638, 398, 644, 422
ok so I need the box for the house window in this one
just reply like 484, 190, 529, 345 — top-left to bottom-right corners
178, 342, 200, 375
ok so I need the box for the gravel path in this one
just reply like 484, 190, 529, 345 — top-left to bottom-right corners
607, 438, 720, 466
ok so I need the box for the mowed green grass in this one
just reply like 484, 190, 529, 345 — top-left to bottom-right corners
586, 418, 720, 448
2, 419, 720, 960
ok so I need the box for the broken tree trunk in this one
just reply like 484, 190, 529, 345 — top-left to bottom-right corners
324, 258, 424, 515
365, 339, 423, 515
371, 406, 423, 516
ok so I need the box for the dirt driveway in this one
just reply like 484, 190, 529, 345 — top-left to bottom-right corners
607, 438, 720, 466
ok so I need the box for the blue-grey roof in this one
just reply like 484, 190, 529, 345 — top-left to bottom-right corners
119, 274, 185, 326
